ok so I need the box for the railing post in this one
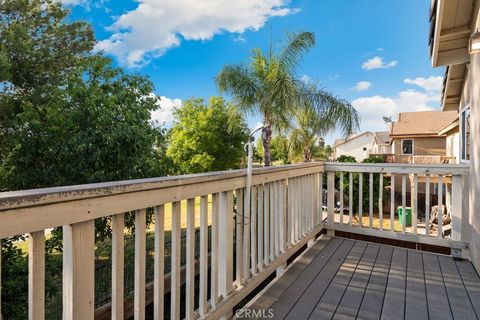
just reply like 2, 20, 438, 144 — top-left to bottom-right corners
218, 191, 234, 318
63, 220, 95, 320
327, 172, 335, 232
451, 175, 464, 242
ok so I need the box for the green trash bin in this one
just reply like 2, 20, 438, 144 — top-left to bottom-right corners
397, 206, 412, 226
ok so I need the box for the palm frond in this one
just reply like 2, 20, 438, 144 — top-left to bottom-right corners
278, 32, 315, 73
216, 64, 258, 113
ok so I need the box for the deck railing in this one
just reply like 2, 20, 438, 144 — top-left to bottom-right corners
0, 161, 471, 319
323, 162, 470, 255
0, 162, 325, 320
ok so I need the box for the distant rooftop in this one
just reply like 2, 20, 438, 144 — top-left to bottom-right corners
390, 111, 458, 137
374, 131, 391, 145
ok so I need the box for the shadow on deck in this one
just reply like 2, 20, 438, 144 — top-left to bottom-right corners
244, 236, 480, 320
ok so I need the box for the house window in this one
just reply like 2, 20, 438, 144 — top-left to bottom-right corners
401, 139, 413, 155
363, 147, 367, 151
460, 105, 471, 162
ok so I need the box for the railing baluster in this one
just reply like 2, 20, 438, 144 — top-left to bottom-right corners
63, 220, 95, 320
349, 172, 353, 226
293, 177, 300, 243
211, 194, 220, 306
112, 213, 125, 320
340, 172, 344, 225
264, 183, 270, 264
235, 189, 244, 285
369, 173, 373, 229
257, 184, 264, 271
438, 175, 443, 239
288, 178, 294, 247
274, 181, 280, 257
243, 188, 251, 281
269, 182, 275, 262
327, 172, 335, 227
186, 198, 195, 320
379, 173, 383, 231
401, 175, 407, 234
135, 209, 147, 320
0, 239, 2, 320
359, 173, 363, 227
413, 174, 418, 235
29, 230, 45, 320
279, 180, 286, 253
171, 202, 182, 319
218, 191, 234, 315
425, 175, 431, 237
250, 186, 257, 276
199, 196, 209, 315
390, 175, 395, 232
319, 173, 324, 222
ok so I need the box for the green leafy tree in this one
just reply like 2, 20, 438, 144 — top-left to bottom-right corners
0, 0, 94, 150
217, 31, 359, 166
167, 97, 249, 174
1, 55, 163, 190
0, 3, 168, 317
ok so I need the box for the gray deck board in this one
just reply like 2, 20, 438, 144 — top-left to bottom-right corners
305, 241, 368, 320
405, 250, 428, 320
282, 240, 361, 320
423, 252, 453, 320
455, 259, 480, 317
331, 244, 380, 320
247, 237, 480, 320
268, 237, 352, 319
438, 255, 478, 320
357, 246, 394, 320
381, 247, 407, 320
248, 235, 334, 311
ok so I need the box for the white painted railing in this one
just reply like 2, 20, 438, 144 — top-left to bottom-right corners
324, 162, 470, 254
0, 161, 472, 319
0, 163, 324, 320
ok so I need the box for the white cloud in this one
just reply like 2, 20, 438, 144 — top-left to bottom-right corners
61, 0, 88, 6
352, 76, 442, 129
354, 81, 372, 91
404, 76, 443, 93
362, 56, 398, 70
96, 0, 297, 68
150, 96, 182, 127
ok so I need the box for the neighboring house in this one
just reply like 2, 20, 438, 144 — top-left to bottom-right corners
333, 131, 375, 161
438, 118, 461, 163
429, 0, 479, 270
371, 131, 392, 155
389, 110, 458, 163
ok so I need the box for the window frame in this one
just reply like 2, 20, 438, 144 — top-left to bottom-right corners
401, 139, 414, 155
460, 104, 471, 163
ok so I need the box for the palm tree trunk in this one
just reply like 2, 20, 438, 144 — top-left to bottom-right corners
262, 123, 272, 166
303, 146, 312, 162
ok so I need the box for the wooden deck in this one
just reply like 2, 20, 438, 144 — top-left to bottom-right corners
247, 236, 480, 320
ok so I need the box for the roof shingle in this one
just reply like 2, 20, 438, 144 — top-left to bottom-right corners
390, 111, 458, 136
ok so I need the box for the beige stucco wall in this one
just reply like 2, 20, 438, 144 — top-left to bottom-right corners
457, 1, 480, 273
391, 137, 447, 163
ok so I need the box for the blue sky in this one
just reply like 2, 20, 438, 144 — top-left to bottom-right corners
65, 0, 444, 144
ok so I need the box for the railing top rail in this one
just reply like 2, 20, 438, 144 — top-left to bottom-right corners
0, 162, 323, 211
324, 162, 469, 175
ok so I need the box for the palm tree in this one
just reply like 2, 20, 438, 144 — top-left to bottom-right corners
289, 104, 344, 162
216, 31, 359, 166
